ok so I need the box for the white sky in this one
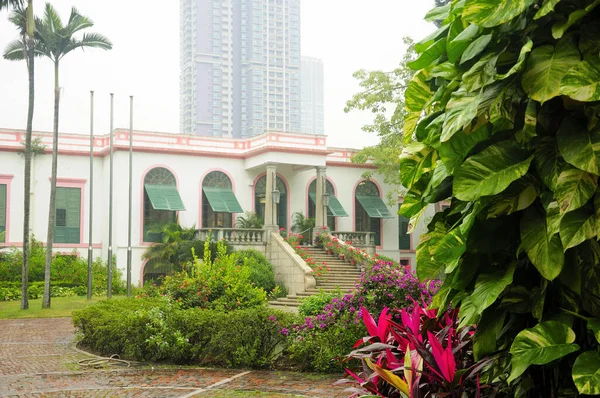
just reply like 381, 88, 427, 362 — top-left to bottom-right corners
0, 0, 435, 149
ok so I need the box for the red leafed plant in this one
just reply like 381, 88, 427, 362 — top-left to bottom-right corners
340, 303, 495, 398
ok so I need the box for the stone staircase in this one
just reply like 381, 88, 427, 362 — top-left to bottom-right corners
269, 246, 362, 311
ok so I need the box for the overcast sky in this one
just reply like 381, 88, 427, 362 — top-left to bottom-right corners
0, 0, 434, 149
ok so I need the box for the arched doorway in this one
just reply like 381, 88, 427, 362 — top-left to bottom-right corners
143, 167, 182, 242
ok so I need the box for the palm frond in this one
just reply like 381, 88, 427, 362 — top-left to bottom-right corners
7, 7, 27, 34
3, 39, 26, 61
65, 8, 93, 35
0, 0, 24, 11
43, 2, 63, 33
61, 32, 112, 57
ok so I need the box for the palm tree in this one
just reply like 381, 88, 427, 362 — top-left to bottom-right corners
235, 211, 264, 229
142, 223, 198, 272
3, 0, 35, 310
5, 3, 112, 308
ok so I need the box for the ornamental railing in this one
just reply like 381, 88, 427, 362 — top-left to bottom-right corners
195, 228, 266, 244
329, 231, 376, 247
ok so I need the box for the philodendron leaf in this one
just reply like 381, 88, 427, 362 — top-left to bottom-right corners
447, 23, 480, 63
588, 318, 600, 344
461, 52, 499, 91
495, 38, 533, 80
552, 0, 600, 39
424, 3, 450, 23
595, 192, 600, 237
408, 38, 447, 71
557, 117, 600, 175
463, 0, 535, 28
508, 321, 579, 383
485, 176, 538, 218
534, 0, 562, 20
572, 351, 600, 395
441, 89, 482, 142
439, 124, 490, 174
521, 37, 580, 103
405, 70, 433, 112
521, 206, 565, 281
559, 206, 597, 250
560, 58, 600, 102
474, 309, 506, 360
460, 34, 493, 64
535, 137, 565, 190
399, 143, 437, 189
471, 262, 517, 314
546, 201, 563, 235
454, 141, 533, 201
555, 167, 598, 214
416, 222, 447, 281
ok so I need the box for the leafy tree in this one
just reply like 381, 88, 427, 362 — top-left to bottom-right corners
235, 211, 264, 229
345, 37, 416, 200
142, 223, 198, 271
3, 0, 35, 310
403, 0, 600, 395
5, 3, 112, 308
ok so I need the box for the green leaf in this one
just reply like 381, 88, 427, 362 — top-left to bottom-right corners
447, 23, 480, 63
474, 309, 506, 360
463, 0, 535, 28
439, 124, 490, 174
546, 201, 563, 235
521, 37, 581, 103
405, 70, 433, 112
588, 318, 600, 344
430, 62, 460, 80
534, 0, 562, 19
496, 38, 533, 80
424, 3, 451, 23
572, 351, 600, 395
595, 191, 600, 237
458, 295, 479, 327
560, 58, 600, 102
454, 141, 533, 201
460, 34, 493, 64
535, 137, 565, 190
415, 25, 450, 53
408, 38, 447, 71
485, 176, 538, 218
552, 0, 600, 39
399, 178, 430, 218
471, 262, 517, 315
557, 117, 600, 175
555, 167, 598, 213
416, 221, 447, 280
399, 143, 437, 189
559, 206, 596, 250
520, 206, 565, 281
403, 112, 421, 143
441, 89, 482, 142
508, 321, 579, 383
434, 203, 481, 267
461, 52, 499, 91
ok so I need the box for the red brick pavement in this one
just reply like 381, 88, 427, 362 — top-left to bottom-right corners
0, 318, 349, 397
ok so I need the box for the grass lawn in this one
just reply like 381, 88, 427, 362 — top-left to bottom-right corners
0, 295, 124, 319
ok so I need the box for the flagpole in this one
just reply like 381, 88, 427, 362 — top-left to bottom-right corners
87, 91, 94, 300
107, 93, 114, 298
127, 96, 133, 297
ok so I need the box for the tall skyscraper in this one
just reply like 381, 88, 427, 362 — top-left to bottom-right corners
301, 56, 324, 135
180, 0, 301, 138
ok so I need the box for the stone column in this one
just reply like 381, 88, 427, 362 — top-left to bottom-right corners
264, 164, 277, 229
314, 166, 326, 228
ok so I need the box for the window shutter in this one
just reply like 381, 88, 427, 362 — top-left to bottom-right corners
0, 184, 6, 229
399, 215, 411, 250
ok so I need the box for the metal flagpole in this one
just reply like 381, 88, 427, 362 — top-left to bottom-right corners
107, 93, 114, 298
127, 96, 133, 297
87, 91, 94, 299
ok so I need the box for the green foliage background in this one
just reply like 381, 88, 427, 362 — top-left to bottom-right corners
402, 0, 600, 395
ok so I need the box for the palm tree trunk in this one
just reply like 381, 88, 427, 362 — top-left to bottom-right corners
21, 22, 34, 311
42, 60, 60, 309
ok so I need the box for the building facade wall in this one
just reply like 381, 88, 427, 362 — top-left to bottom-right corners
0, 129, 433, 286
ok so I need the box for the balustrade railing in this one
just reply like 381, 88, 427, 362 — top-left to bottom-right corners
195, 228, 266, 244
329, 231, 376, 247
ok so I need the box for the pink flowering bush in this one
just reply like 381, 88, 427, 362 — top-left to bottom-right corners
285, 262, 440, 372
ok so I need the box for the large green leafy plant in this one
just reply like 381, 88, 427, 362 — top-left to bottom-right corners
402, 0, 600, 395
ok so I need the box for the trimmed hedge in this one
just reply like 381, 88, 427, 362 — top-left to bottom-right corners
72, 298, 295, 368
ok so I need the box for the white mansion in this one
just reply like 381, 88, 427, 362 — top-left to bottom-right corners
0, 128, 436, 285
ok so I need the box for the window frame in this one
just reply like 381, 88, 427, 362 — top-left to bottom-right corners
53, 178, 86, 247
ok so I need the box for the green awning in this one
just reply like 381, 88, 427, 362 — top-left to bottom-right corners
356, 195, 394, 218
309, 193, 349, 217
203, 187, 243, 213
144, 184, 186, 211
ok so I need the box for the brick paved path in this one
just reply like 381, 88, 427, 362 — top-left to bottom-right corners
0, 318, 348, 397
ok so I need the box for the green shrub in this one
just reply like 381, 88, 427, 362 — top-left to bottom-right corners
72, 298, 296, 368
298, 290, 342, 317
233, 249, 276, 292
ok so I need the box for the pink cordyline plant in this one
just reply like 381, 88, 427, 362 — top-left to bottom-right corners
340, 303, 494, 398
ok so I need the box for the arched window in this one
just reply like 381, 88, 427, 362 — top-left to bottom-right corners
202, 171, 235, 228
143, 167, 181, 242
308, 179, 336, 230
255, 175, 287, 229
143, 259, 173, 285
355, 180, 386, 246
